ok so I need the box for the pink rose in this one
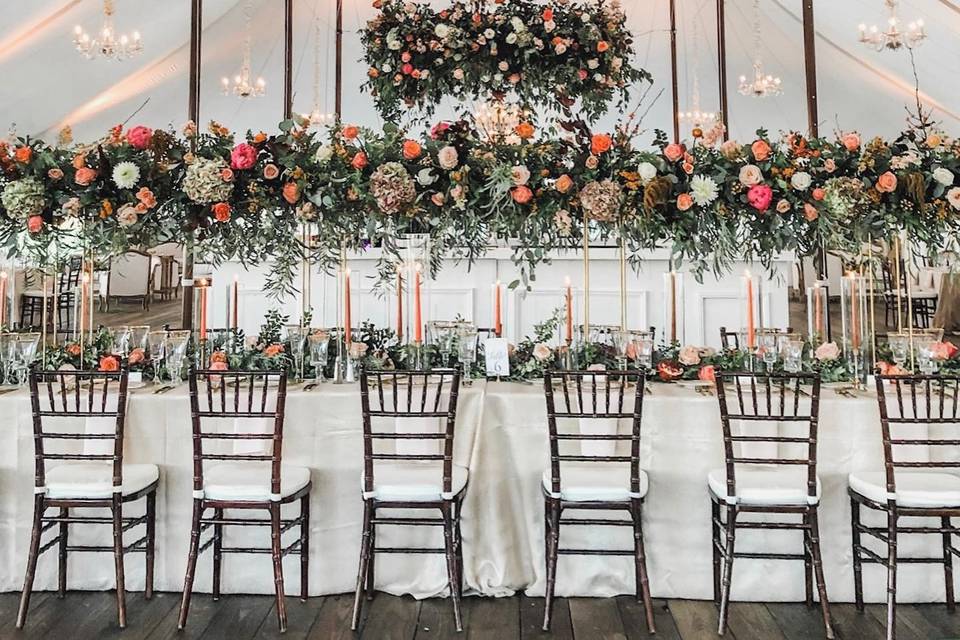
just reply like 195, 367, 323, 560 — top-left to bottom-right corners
812, 187, 825, 201
220, 167, 234, 182
803, 203, 819, 221
751, 139, 771, 162
126, 126, 153, 150
824, 158, 836, 173
814, 341, 840, 361
698, 365, 716, 383
663, 143, 684, 163
430, 192, 446, 206
875, 171, 897, 193
74, 167, 97, 186
27, 215, 43, 233
230, 143, 257, 170
842, 132, 860, 151
747, 184, 773, 212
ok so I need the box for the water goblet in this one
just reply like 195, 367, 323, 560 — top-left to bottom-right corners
758, 331, 778, 372
147, 330, 167, 384
307, 330, 330, 384
918, 341, 938, 375
783, 339, 804, 373
16, 333, 41, 387
612, 329, 631, 371
888, 332, 910, 370
108, 325, 131, 356
165, 330, 191, 382
285, 325, 309, 381
457, 326, 478, 384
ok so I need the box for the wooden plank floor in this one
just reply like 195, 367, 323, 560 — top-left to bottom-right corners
4, 592, 960, 639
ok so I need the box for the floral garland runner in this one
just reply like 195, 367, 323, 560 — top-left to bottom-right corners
1, 118, 960, 292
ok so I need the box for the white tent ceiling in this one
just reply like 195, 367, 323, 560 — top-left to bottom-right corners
0, 0, 958, 143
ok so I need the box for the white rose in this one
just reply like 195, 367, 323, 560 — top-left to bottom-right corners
948, 187, 960, 211
637, 162, 657, 184
544, 20, 555, 32
511, 164, 531, 186
611, 56, 623, 71
416, 168, 436, 186
532, 343, 552, 362
498, 60, 509, 72
387, 39, 402, 51
933, 167, 954, 186
437, 145, 459, 170
790, 171, 812, 191
314, 144, 333, 164
117, 204, 139, 227
587, 58, 599, 70
511, 16, 525, 32
382, 63, 392, 72
505, 32, 517, 44
484, 28, 495, 39
434, 23, 450, 39
738, 164, 763, 187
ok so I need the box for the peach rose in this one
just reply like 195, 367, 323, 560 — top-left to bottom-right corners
803, 203, 819, 221
128, 348, 145, 365
676, 193, 693, 211
47, 168, 63, 180
698, 365, 716, 383
66, 343, 82, 357
262, 163, 280, 180
511, 185, 533, 204
75, 167, 97, 186
430, 192, 445, 207
282, 182, 300, 204
776, 199, 791, 214
751, 139, 771, 162
209, 360, 228, 372
875, 171, 897, 193
812, 187, 825, 201
719, 140, 741, 161
590, 133, 613, 155
98, 355, 120, 372
263, 343, 284, 358
136, 187, 156, 208
678, 345, 701, 366
532, 343, 552, 361
27, 215, 43, 233
597, 40, 609, 52
554, 174, 574, 194
842, 132, 860, 151
210, 350, 229, 364
931, 341, 959, 360
514, 122, 535, 140
14, 146, 32, 164
738, 164, 763, 187
402, 139, 422, 160
72, 153, 87, 169
663, 143, 684, 163
212, 202, 231, 222
814, 341, 840, 361
877, 361, 909, 376
351, 152, 368, 170
342, 125, 359, 140
823, 158, 836, 173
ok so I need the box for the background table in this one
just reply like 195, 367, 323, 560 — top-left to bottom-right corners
0, 381, 954, 603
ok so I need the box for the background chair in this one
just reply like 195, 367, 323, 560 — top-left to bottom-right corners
19, 256, 81, 329
712, 371, 833, 638
17, 363, 158, 629
541, 369, 655, 634
101, 250, 152, 312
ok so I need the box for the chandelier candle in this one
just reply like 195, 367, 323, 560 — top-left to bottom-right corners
198, 279, 208, 339
841, 272, 869, 385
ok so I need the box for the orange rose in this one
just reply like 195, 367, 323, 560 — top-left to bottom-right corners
342, 125, 360, 140
590, 133, 613, 155
751, 139, 771, 162
511, 185, 533, 204
210, 350, 229, 364
263, 343, 284, 357
66, 343, 82, 357
367, 67, 379, 78
663, 143, 684, 162
555, 174, 574, 194
14, 146, 32, 164
542, 7, 554, 21
812, 188, 825, 201
136, 186, 156, 208
803, 203, 819, 221
698, 365, 716, 383
676, 193, 693, 211
514, 122, 535, 140
351, 152, 368, 170
282, 182, 300, 204
597, 40, 609, 53
876, 171, 897, 193
128, 348, 145, 365
212, 202, 231, 222
98, 355, 120, 372
253, 131, 268, 144
401, 139, 421, 160
75, 167, 97, 186
72, 154, 87, 170
842, 132, 860, 151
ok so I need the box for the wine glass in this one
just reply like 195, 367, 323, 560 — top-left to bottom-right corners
427, 321, 458, 369
918, 341, 938, 375
307, 330, 330, 384
147, 330, 167, 384
165, 330, 191, 382
285, 325, 309, 381
128, 325, 150, 351
16, 333, 41, 386
783, 339, 804, 373
108, 325, 131, 355
457, 326, 478, 385
0, 333, 15, 385
758, 331, 778, 371
888, 332, 910, 369
632, 334, 654, 370
612, 329, 631, 371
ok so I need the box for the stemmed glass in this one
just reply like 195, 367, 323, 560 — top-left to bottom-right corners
128, 325, 150, 352
612, 329, 631, 371
783, 339, 804, 373
0, 333, 15, 385
307, 330, 330, 384
758, 331, 779, 372
428, 321, 459, 369
888, 332, 910, 370
630, 332, 654, 370
285, 325, 309, 381
147, 330, 167, 384
918, 341, 938, 375
165, 330, 191, 382
109, 325, 131, 355
457, 326, 478, 385
15, 333, 41, 386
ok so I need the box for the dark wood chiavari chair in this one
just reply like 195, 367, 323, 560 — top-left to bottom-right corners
178, 369, 311, 633
354, 370, 465, 631
850, 374, 960, 640
19, 257, 82, 329
719, 326, 740, 350
712, 371, 834, 638
17, 362, 158, 629
541, 369, 655, 633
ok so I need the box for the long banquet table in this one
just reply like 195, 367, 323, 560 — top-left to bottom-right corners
0, 380, 954, 603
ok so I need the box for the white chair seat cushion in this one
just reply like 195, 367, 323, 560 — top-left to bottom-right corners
541, 463, 648, 502
202, 462, 310, 501
362, 462, 468, 502
849, 471, 960, 508
44, 463, 159, 499
708, 465, 821, 506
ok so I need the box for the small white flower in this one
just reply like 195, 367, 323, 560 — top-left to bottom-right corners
587, 58, 599, 70
510, 16, 525, 32
382, 63, 392, 72
416, 168, 437, 186
498, 60, 509, 72
434, 23, 450, 39
117, 204, 139, 227
933, 167, 954, 186
790, 171, 812, 191
112, 161, 140, 189
948, 187, 960, 211
511, 164, 530, 186
484, 28, 495, 39
387, 38, 402, 51
637, 162, 657, 184
690, 175, 719, 206
315, 144, 333, 164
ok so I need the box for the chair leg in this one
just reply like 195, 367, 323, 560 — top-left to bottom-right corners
809, 508, 835, 639
454, 495, 465, 587
178, 499, 204, 630
886, 507, 898, 640
943, 516, 955, 613
365, 515, 376, 601
111, 497, 127, 629
351, 500, 373, 631
58, 507, 68, 598
631, 498, 656, 634
300, 494, 310, 602
851, 496, 864, 611
269, 503, 287, 633
145, 492, 155, 600
16, 494, 45, 629
803, 511, 813, 607
212, 507, 223, 601
542, 497, 561, 632
711, 498, 721, 607
442, 500, 464, 632
717, 504, 737, 636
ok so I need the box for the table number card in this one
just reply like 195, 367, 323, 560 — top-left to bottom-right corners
484, 338, 510, 378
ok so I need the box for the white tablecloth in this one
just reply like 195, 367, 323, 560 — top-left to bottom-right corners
0, 380, 954, 603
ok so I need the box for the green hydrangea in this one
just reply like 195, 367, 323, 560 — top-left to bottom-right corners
0, 177, 46, 219
183, 157, 232, 205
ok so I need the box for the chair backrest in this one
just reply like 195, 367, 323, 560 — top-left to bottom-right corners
60, 256, 82, 291
875, 373, 960, 494
719, 326, 739, 350
359, 370, 461, 497
106, 251, 152, 298
543, 369, 646, 498
29, 363, 129, 491
188, 369, 287, 499
715, 371, 821, 501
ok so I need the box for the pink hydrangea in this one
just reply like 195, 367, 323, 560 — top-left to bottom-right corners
230, 143, 257, 170
747, 184, 773, 212
126, 126, 153, 150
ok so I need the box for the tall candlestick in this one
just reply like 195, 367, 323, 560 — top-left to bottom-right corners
344, 268, 352, 345
396, 270, 404, 339
414, 266, 423, 343
0, 271, 7, 328
745, 271, 755, 349
564, 277, 573, 343
669, 271, 677, 343
199, 279, 208, 338
232, 275, 239, 330
494, 280, 502, 337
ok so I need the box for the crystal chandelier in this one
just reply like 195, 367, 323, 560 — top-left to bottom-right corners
302, 7, 334, 127
73, 0, 143, 61
678, 26, 717, 131
473, 101, 525, 144
738, 0, 782, 98
858, 0, 926, 51
221, 0, 266, 99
